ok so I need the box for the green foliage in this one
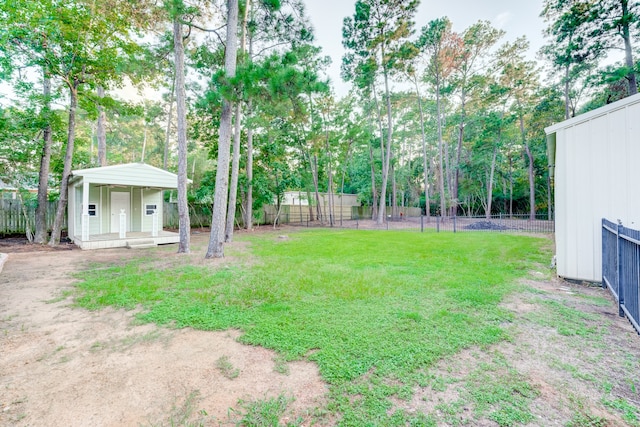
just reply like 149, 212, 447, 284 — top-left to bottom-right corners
74, 230, 550, 425
540, 0, 640, 106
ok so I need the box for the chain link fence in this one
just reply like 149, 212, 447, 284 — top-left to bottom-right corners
281, 213, 554, 234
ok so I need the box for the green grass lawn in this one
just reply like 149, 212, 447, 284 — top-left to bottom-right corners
74, 229, 551, 426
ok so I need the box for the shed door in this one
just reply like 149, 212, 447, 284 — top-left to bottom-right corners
111, 192, 130, 232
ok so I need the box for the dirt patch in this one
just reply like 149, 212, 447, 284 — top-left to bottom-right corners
0, 234, 328, 426
403, 274, 640, 426
0, 235, 76, 253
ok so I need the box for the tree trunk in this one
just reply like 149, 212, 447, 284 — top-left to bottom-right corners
339, 142, 352, 225
525, 143, 535, 220
368, 140, 378, 220
140, 126, 148, 162
174, 17, 190, 253
444, 140, 453, 216
206, 0, 239, 258
371, 84, 387, 224
547, 174, 553, 221
391, 163, 397, 218
164, 75, 175, 170
371, 85, 386, 177
621, 0, 637, 95
306, 189, 314, 222
436, 78, 446, 218
245, 119, 254, 229
453, 90, 466, 217
226, 0, 250, 240
486, 146, 498, 219
17, 190, 34, 242
564, 64, 571, 119
377, 65, 393, 225
97, 86, 107, 166
325, 131, 334, 226
225, 103, 242, 242
520, 114, 536, 220
508, 154, 513, 218
49, 80, 78, 246
312, 153, 322, 222
273, 181, 282, 229
300, 148, 315, 222
413, 77, 430, 220
34, 73, 52, 244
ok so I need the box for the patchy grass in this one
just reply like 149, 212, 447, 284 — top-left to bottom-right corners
602, 397, 640, 426
273, 355, 290, 376
74, 229, 557, 425
43, 289, 73, 304
150, 390, 212, 427
232, 394, 300, 427
216, 355, 240, 380
88, 329, 168, 353
464, 355, 539, 426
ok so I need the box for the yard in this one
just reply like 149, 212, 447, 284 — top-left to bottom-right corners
1, 229, 639, 426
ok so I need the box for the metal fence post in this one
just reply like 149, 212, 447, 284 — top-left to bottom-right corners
436, 216, 440, 233
602, 218, 607, 289
421, 215, 424, 232
453, 216, 457, 233
617, 220, 625, 317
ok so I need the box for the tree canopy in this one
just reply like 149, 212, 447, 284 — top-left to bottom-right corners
0, 0, 636, 249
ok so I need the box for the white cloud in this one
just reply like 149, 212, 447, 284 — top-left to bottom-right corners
493, 11, 512, 29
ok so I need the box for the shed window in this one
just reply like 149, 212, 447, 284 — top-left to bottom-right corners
145, 204, 157, 215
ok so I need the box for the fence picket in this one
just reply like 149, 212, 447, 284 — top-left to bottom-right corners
602, 218, 640, 334
0, 200, 65, 235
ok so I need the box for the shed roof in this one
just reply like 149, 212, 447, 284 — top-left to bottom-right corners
70, 163, 183, 189
545, 92, 640, 135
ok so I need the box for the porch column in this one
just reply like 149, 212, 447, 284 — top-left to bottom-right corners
152, 211, 159, 237
82, 181, 89, 241
119, 209, 126, 239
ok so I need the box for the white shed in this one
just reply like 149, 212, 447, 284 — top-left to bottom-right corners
545, 93, 640, 282
68, 163, 183, 250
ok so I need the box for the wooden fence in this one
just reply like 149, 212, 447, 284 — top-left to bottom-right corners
163, 202, 212, 229
0, 200, 63, 235
2, 200, 365, 234
353, 206, 423, 220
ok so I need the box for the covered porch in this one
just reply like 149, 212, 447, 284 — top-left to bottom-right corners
67, 163, 184, 250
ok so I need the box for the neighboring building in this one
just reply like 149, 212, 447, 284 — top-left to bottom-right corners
67, 163, 183, 250
281, 191, 360, 222
0, 179, 20, 200
0, 175, 48, 200
545, 93, 640, 282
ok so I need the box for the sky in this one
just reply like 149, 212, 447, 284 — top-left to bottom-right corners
304, 0, 546, 97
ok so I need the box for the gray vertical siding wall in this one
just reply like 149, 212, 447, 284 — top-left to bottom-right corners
547, 93, 640, 282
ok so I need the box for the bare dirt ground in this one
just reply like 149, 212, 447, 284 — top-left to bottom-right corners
1, 230, 639, 426
0, 233, 327, 426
